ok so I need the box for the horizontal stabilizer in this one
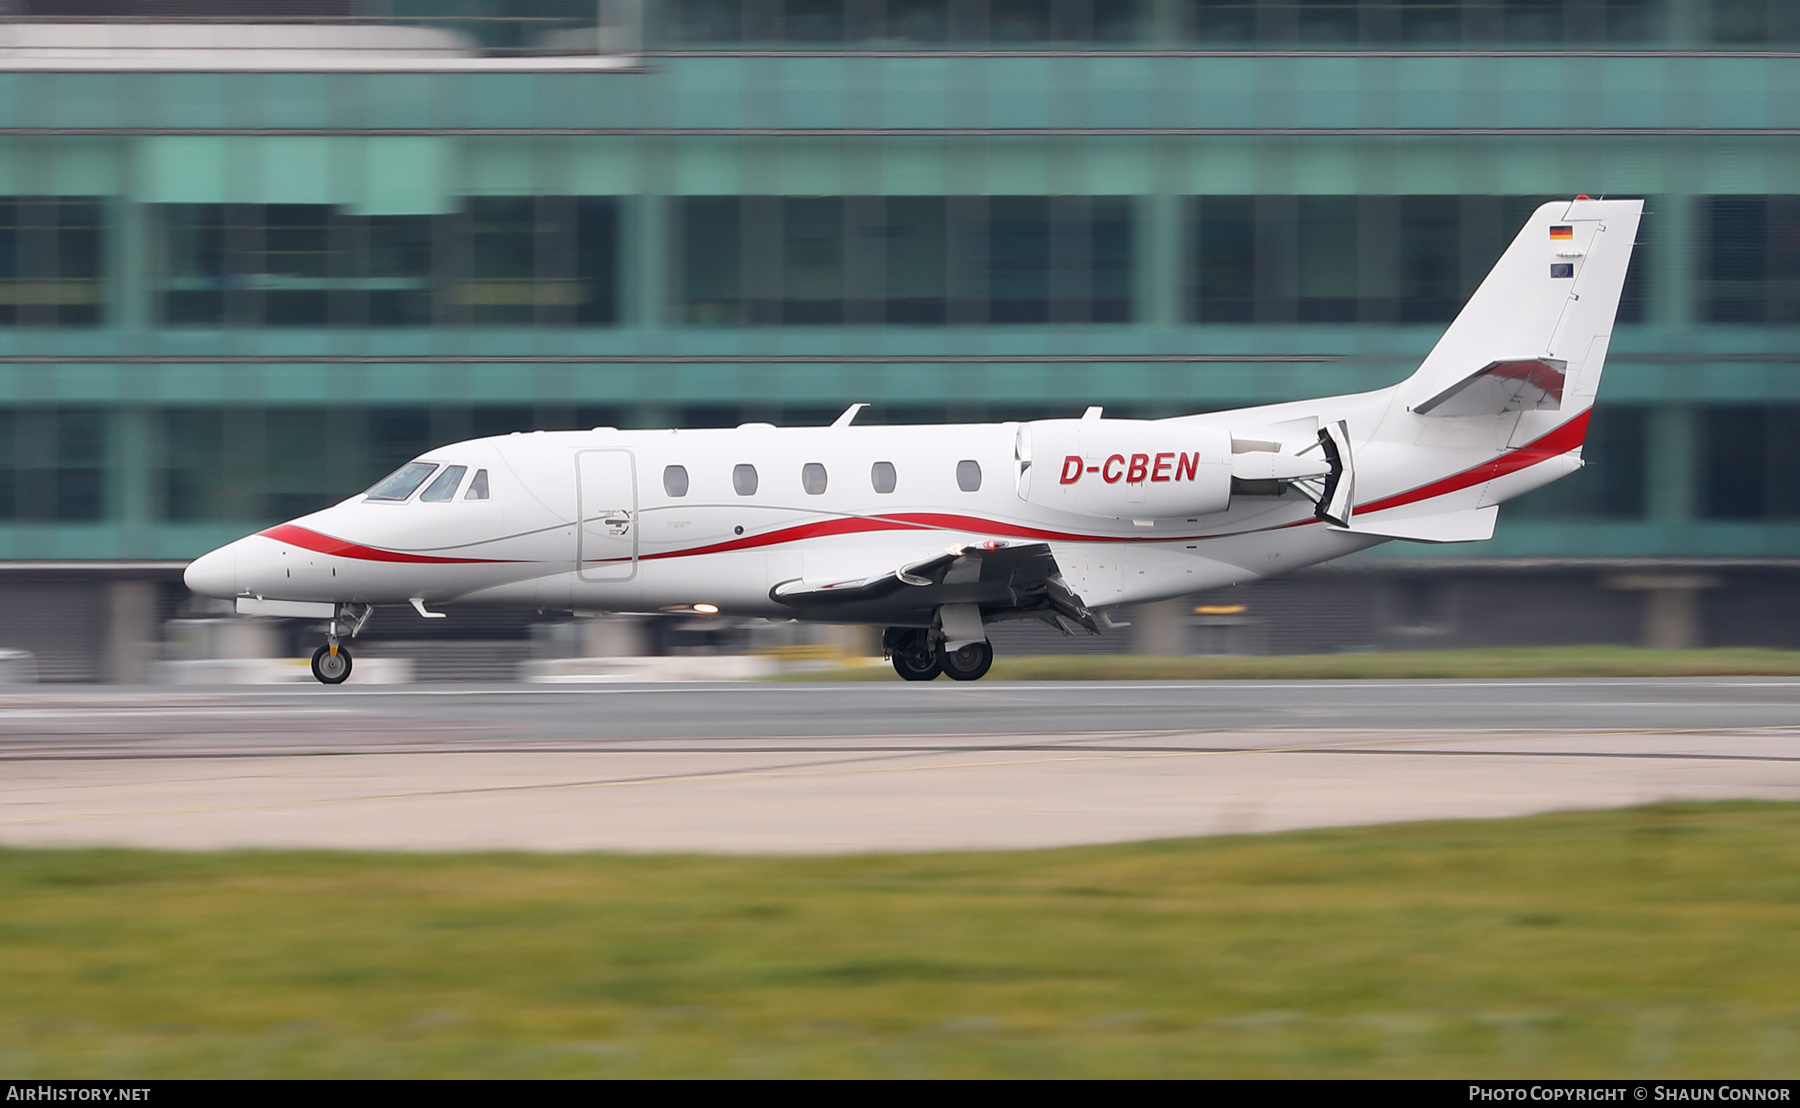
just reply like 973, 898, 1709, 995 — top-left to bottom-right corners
1414, 358, 1566, 417
1328, 506, 1497, 543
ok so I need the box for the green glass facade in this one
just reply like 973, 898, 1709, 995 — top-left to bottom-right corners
0, 0, 1796, 566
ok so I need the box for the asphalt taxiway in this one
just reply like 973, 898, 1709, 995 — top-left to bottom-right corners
3, 678, 1798, 853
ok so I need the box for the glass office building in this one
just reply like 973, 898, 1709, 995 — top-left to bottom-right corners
1, 0, 1796, 676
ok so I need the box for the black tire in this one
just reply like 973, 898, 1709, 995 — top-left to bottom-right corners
310, 644, 353, 685
889, 630, 941, 682
940, 641, 994, 682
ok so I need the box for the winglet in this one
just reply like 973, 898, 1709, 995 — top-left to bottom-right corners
409, 597, 447, 619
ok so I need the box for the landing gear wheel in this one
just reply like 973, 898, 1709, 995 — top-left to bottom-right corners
311, 644, 353, 685
889, 629, 941, 682
940, 641, 994, 682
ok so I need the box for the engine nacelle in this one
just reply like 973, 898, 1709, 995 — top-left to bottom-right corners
1022, 419, 1235, 519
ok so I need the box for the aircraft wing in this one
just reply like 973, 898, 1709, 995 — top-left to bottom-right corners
770, 540, 1100, 633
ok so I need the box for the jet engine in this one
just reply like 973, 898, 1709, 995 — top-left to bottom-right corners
1018, 418, 1332, 520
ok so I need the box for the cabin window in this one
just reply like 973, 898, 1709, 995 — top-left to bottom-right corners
957, 459, 982, 492
419, 464, 468, 502
871, 461, 896, 494
802, 462, 827, 495
465, 468, 490, 500
733, 463, 758, 495
365, 461, 437, 501
663, 464, 689, 497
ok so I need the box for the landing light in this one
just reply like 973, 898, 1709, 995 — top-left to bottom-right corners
1195, 604, 1247, 615
693, 603, 720, 614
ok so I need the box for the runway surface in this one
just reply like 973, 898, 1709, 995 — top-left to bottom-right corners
4, 678, 1800, 853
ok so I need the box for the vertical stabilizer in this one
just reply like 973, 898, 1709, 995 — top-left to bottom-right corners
1393, 198, 1644, 425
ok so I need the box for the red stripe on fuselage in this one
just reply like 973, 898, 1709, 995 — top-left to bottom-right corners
259, 523, 515, 564
1355, 410, 1589, 517
268, 416, 1590, 568
632, 515, 934, 561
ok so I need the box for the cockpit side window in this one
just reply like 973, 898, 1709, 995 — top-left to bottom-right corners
465, 468, 490, 500
366, 461, 438, 501
419, 465, 468, 502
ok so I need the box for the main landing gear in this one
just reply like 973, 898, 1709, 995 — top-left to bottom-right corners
311, 604, 373, 686
883, 627, 994, 682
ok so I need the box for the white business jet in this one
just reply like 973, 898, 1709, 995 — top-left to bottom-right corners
185, 197, 1641, 684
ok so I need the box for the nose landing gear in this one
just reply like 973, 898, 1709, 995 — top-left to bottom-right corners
311, 604, 373, 686
311, 643, 352, 684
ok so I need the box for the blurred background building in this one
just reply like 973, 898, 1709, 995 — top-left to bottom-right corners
0, 0, 1794, 679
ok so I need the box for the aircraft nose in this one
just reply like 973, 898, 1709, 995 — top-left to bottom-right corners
183, 543, 239, 600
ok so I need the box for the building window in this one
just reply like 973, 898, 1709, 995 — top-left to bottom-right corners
802, 462, 828, 495
459, 196, 618, 326
656, 1, 1149, 47
733, 463, 759, 495
158, 406, 439, 524
1701, 197, 1800, 324
0, 408, 106, 521
1701, 406, 1800, 520
675, 195, 1132, 326
156, 197, 618, 328
1709, 0, 1800, 44
158, 203, 434, 328
1189, 195, 1650, 325
651, 0, 1681, 48
0, 198, 105, 328
1187, 1, 1666, 47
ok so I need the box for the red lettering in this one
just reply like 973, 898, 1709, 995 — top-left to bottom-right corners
1102, 454, 1126, 483
1126, 454, 1149, 483
1175, 452, 1198, 482
1060, 455, 1084, 484
1151, 452, 1174, 482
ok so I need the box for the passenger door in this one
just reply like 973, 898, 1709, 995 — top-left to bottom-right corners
575, 449, 638, 582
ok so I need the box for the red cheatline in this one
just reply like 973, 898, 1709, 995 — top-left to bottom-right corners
259, 523, 515, 564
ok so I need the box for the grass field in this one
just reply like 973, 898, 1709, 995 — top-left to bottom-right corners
5, 803, 1800, 1077
780, 646, 1800, 681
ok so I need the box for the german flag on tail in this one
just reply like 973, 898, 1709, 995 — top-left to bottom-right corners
1550, 225, 1573, 240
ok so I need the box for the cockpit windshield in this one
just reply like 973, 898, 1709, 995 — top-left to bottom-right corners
365, 461, 438, 502
419, 465, 467, 502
